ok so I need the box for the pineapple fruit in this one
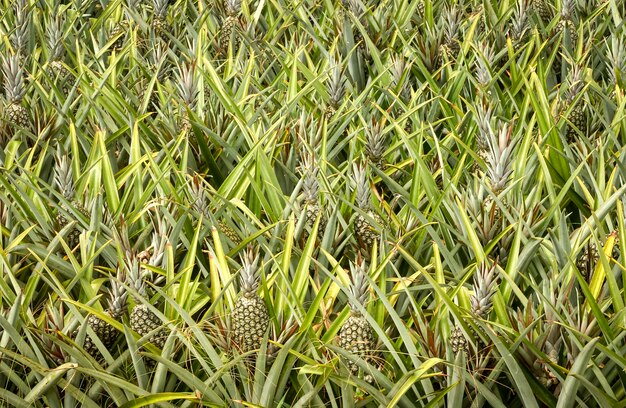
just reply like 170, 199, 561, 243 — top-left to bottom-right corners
47, 17, 71, 96
220, 0, 242, 53
562, 66, 586, 142
152, 0, 170, 36
77, 271, 128, 359
129, 250, 166, 349
353, 164, 383, 251
555, 0, 578, 46
449, 326, 468, 354
54, 151, 89, 249
231, 245, 269, 353
299, 153, 326, 239
338, 258, 375, 375
530, 0, 553, 25
1, 54, 29, 128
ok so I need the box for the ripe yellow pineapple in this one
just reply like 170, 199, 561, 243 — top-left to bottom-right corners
338, 258, 375, 375
231, 245, 269, 353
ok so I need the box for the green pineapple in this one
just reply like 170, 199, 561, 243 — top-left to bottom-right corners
440, 6, 461, 61
449, 326, 468, 354
129, 251, 166, 349
353, 164, 383, 250
555, 0, 578, 46
47, 17, 71, 95
300, 153, 326, 239
152, 0, 170, 36
109, 22, 128, 51
231, 245, 269, 353
54, 151, 88, 249
78, 271, 128, 359
1, 54, 29, 128
562, 66, 586, 142
220, 0, 242, 53
530, 0, 552, 25
576, 236, 620, 279
338, 258, 375, 375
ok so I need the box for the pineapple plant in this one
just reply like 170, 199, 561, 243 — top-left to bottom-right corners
299, 153, 326, 239
337, 258, 375, 375
53, 151, 88, 249
353, 164, 383, 251
46, 17, 71, 95
231, 245, 269, 353
76, 271, 128, 360
220, 0, 242, 53
1, 54, 29, 129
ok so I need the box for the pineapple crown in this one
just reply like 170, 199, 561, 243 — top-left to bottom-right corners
127, 254, 148, 298
53, 150, 75, 201
108, 268, 128, 320
153, 0, 169, 18
560, 0, 576, 20
176, 62, 199, 109
12, 0, 31, 57
474, 41, 495, 88
390, 54, 409, 96
607, 35, 626, 86
239, 245, 261, 296
564, 65, 584, 103
485, 124, 515, 195
327, 57, 346, 109
225, 0, 242, 16
46, 16, 65, 61
442, 5, 461, 42
509, 1, 529, 42
353, 163, 371, 210
189, 174, 210, 218
364, 116, 386, 167
299, 152, 320, 205
1, 53, 26, 103
347, 257, 370, 313
474, 103, 495, 151
470, 261, 499, 319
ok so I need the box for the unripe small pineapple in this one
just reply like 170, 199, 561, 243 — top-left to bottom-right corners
338, 258, 375, 375
232, 245, 269, 353
48, 61, 71, 95
5, 103, 29, 128
218, 219, 242, 245
300, 154, 327, 240
109, 23, 127, 51
353, 164, 383, 250
449, 326, 468, 354
54, 151, 88, 249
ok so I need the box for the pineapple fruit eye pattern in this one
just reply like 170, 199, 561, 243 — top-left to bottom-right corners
1, 0, 626, 407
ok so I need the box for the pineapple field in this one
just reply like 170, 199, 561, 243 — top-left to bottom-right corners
2, 0, 626, 406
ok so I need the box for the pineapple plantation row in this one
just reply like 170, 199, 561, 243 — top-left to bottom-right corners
1, 0, 626, 406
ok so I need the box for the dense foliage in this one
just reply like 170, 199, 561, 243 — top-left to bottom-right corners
1, 0, 626, 406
